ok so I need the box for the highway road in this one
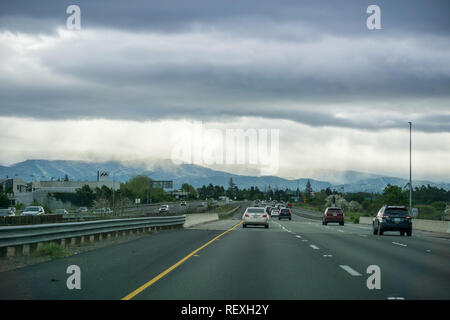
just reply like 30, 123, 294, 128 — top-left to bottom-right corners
0, 204, 449, 300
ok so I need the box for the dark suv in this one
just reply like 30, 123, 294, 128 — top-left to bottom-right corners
279, 208, 292, 220
373, 205, 412, 236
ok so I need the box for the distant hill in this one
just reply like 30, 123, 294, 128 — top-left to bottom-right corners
0, 159, 449, 193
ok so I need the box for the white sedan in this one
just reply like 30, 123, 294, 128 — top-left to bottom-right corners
158, 205, 169, 213
270, 208, 280, 218
242, 207, 269, 228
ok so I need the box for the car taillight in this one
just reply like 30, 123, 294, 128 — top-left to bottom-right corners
262, 214, 268, 218
244, 214, 249, 217
406, 216, 412, 219
382, 215, 389, 219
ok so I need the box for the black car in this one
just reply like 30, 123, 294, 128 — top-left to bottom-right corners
279, 208, 292, 220
373, 205, 412, 236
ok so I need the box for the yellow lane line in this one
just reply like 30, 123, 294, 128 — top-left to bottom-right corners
121, 220, 243, 300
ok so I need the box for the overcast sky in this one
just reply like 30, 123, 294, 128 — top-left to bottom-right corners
0, 1, 449, 181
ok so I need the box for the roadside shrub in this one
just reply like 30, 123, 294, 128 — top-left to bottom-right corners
348, 201, 362, 212
32, 243, 68, 259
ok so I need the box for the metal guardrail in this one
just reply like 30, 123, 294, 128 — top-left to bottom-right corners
0, 215, 186, 248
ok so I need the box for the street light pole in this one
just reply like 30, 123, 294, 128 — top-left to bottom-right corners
112, 174, 115, 210
409, 122, 412, 213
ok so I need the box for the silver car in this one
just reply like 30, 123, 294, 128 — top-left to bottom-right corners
21, 206, 45, 216
0, 208, 15, 217
242, 207, 269, 228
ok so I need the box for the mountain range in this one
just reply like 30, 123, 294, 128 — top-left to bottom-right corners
1, 159, 449, 193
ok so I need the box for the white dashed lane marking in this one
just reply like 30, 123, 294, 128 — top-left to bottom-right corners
392, 242, 407, 247
339, 265, 362, 276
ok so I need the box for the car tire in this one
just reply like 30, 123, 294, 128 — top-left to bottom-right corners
373, 227, 377, 235
340, 222, 344, 226
243, 224, 247, 228
407, 229, 412, 237
324, 221, 327, 225
289, 218, 291, 221
400, 231, 405, 236
265, 224, 269, 229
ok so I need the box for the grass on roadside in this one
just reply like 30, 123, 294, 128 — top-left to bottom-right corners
343, 212, 362, 224
31, 243, 69, 259
210, 204, 237, 214
292, 204, 322, 212
216, 205, 240, 219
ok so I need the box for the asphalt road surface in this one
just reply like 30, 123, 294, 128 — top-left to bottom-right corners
0, 205, 449, 300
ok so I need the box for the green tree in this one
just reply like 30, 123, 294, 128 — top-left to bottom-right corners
0, 190, 10, 207
120, 175, 152, 202
150, 188, 170, 203
182, 183, 198, 199
305, 179, 313, 201
74, 185, 96, 207
381, 185, 409, 206
226, 178, 237, 199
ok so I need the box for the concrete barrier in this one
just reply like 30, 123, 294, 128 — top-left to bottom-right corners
184, 214, 219, 228
358, 216, 450, 234
359, 217, 373, 225
413, 219, 450, 234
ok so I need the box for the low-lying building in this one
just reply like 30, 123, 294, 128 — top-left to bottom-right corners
9, 180, 120, 208
0, 178, 28, 195
30, 180, 120, 193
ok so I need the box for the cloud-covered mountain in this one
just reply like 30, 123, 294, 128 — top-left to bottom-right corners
1, 160, 449, 193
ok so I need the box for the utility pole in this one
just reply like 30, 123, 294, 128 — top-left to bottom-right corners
409, 122, 412, 213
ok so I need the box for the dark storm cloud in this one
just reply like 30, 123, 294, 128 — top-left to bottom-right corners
0, 0, 449, 132
1, 0, 449, 35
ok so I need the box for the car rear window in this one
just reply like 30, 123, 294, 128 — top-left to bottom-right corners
247, 208, 265, 214
280, 209, 290, 213
328, 208, 342, 212
385, 208, 408, 215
